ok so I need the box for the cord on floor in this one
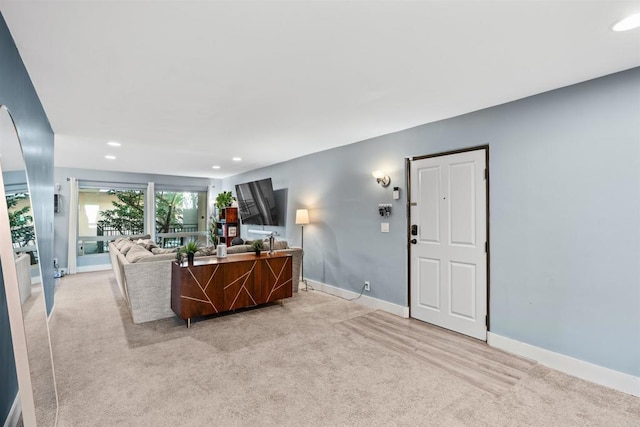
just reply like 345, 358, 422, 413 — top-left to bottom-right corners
336, 283, 367, 302
302, 281, 366, 301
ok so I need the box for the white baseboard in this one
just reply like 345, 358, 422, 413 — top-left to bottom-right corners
306, 279, 409, 318
487, 332, 640, 397
3, 393, 21, 427
76, 264, 111, 273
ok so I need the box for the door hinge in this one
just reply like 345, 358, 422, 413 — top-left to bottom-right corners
484, 168, 488, 180
485, 241, 488, 253
485, 315, 488, 326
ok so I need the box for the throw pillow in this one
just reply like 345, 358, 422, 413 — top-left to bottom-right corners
125, 244, 153, 263
273, 241, 288, 250
136, 239, 157, 250
151, 247, 178, 255
119, 241, 134, 255
262, 239, 289, 250
195, 247, 213, 257
227, 244, 252, 254
115, 239, 129, 250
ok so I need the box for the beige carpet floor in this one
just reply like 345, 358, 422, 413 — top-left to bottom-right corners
45, 270, 639, 426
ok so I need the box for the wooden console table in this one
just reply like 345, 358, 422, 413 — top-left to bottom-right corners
171, 252, 293, 327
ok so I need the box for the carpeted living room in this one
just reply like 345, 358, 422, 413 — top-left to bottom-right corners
47, 270, 640, 425
1, 2, 639, 426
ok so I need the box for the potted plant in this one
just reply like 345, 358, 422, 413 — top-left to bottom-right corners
215, 191, 236, 213
250, 240, 263, 256
183, 240, 201, 265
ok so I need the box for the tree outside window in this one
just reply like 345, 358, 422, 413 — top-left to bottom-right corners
7, 192, 34, 248
93, 189, 207, 249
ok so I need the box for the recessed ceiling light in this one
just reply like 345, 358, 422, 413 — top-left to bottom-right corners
107, 141, 121, 147
212, 165, 221, 169
613, 12, 640, 32
232, 157, 242, 162
105, 155, 116, 160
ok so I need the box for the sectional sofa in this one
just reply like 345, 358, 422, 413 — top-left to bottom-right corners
108, 237, 302, 324
16, 253, 32, 304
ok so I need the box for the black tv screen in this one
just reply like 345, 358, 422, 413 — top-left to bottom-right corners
235, 178, 279, 226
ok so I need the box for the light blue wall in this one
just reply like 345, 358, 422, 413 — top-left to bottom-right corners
53, 167, 219, 268
224, 68, 640, 377
0, 11, 55, 425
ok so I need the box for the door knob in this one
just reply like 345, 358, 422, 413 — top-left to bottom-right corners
410, 239, 417, 244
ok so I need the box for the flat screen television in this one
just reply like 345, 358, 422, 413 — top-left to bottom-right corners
235, 178, 279, 226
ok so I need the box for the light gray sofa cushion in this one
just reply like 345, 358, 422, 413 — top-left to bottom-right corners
138, 253, 178, 262
135, 238, 157, 250
227, 244, 252, 254
125, 244, 154, 263
120, 241, 136, 255
16, 253, 32, 305
115, 238, 129, 250
151, 247, 178, 254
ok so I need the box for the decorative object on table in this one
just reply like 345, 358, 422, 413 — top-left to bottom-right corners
216, 243, 227, 258
215, 191, 236, 212
183, 240, 201, 265
250, 239, 263, 256
207, 215, 218, 247
231, 236, 244, 246
267, 234, 273, 255
295, 208, 310, 291
176, 249, 185, 263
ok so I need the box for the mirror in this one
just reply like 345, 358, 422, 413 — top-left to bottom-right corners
0, 105, 58, 425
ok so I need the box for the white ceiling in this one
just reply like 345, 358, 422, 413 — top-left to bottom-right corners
1, 1, 639, 178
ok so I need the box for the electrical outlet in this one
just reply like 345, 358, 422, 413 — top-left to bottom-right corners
364, 281, 371, 292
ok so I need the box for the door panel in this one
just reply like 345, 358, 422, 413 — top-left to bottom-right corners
419, 166, 440, 243
450, 261, 475, 319
449, 161, 476, 246
418, 258, 440, 310
410, 149, 487, 340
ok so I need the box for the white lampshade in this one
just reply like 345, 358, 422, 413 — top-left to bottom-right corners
371, 170, 384, 179
295, 209, 309, 225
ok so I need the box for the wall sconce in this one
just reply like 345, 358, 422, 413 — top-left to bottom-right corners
372, 170, 390, 187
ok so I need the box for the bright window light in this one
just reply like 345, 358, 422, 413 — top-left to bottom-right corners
84, 204, 99, 227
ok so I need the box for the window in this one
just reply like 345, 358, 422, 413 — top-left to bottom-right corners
78, 188, 145, 255
6, 191, 37, 262
155, 190, 207, 248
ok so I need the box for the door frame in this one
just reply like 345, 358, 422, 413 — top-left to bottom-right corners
406, 144, 491, 331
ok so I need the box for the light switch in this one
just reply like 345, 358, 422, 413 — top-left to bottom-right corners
381, 222, 390, 233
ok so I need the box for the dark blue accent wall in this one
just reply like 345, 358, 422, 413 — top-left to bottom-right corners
0, 12, 54, 424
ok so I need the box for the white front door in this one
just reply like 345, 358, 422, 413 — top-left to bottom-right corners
409, 149, 487, 340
